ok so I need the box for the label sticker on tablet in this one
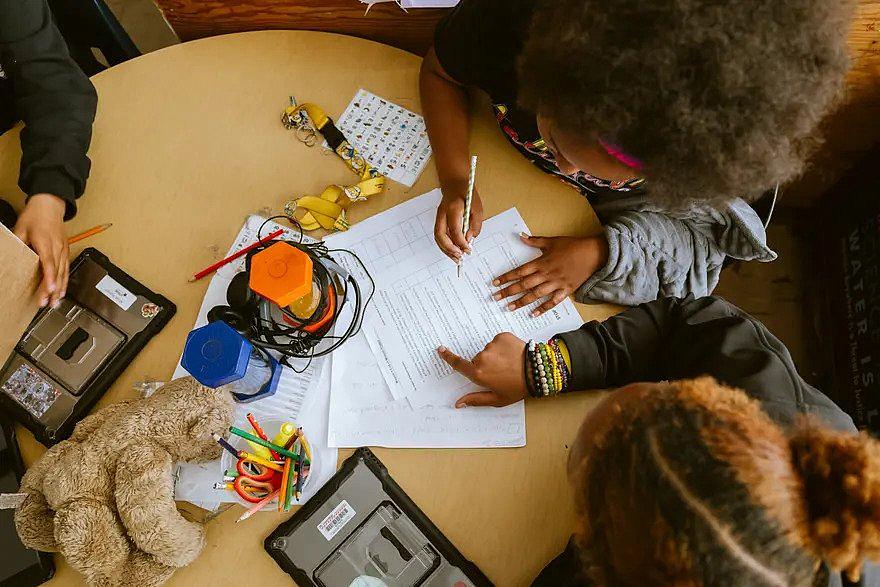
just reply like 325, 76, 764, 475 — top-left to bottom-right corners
318, 500, 356, 540
96, 275, 136, 311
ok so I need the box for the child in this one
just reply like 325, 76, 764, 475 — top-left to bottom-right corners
420, 0, 852, 312
437, 295, 880, 585
0, 1, 97, 309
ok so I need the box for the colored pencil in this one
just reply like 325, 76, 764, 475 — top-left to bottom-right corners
68, 223, 112, 245
297, 428, 313, 463
237, 489, 280, 523
285, 445, 300, 511
239, 451, 284, 473
247, 413, 280, 460
278, 457, 291, 512
293, 442, 305, 502
228, 427, 310, 464
212, 433, 239, 459
188, 228, 284, 282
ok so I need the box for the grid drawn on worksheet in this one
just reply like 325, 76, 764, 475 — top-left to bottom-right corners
347, 207, 437, 278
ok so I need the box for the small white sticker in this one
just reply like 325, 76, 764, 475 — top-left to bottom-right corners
96, 275, 136, 311
317, 499, 356, 541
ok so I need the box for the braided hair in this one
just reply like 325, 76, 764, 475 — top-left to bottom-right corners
574, 377, 880, 585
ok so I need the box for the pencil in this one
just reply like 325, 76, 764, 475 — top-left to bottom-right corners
228, 426, 309, 464
247, 413, 280, 460
458, 155, 477, 278
278, 457, 291, 512
212, 433, 239, 459
284, 452, 299, 511
189, 228, 284, 282
237, 489, 280, 523
293, 442, 305, 502
68, 223, 112, 245
239, 451, 284, 473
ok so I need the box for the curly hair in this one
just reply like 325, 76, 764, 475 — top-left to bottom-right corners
573, 377, 880, 586
517, 0, 855, 205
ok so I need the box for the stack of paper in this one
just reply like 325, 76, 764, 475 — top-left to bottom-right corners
323, 190, 583, 448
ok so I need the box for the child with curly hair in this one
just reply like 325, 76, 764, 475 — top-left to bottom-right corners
421, 0, 853, 311
437, 296, 880, 585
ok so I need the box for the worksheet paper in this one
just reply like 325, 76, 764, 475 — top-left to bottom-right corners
325, 189, 584, 408
332, 89, 432, 187
171, 215, 338, 509
327, 333, 525, 448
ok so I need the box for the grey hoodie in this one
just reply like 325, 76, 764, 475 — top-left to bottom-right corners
575, 196, 777, 305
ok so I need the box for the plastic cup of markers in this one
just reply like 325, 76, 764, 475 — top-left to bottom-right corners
220, 418, 314, 508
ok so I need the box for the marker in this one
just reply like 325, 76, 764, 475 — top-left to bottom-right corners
272, 422, 297, 450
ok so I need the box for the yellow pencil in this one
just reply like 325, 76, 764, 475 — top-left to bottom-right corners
239, 451, 284, 473
68, 223, 112, 245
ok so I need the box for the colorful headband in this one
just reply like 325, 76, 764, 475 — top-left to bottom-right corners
598, 138, 644, 171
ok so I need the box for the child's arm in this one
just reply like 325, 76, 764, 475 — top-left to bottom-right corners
420, 47, 483, 260
575, 201, 775, 305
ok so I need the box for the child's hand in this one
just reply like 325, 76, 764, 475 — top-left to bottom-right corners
434, 186, 483, 261
493, 234, 609, 316
13, 194, 69, 308
437, 333, 528, 408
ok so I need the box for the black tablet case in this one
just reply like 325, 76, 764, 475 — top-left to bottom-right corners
265, 447, 493, 587
0, 248, 175, 445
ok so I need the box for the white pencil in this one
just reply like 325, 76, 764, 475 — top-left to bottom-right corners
458, 155, 477, 278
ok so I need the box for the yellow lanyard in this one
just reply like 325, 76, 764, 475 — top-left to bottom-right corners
282, 100, 386, 232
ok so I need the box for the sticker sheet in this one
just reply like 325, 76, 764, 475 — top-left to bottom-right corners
332, 89, 432, 187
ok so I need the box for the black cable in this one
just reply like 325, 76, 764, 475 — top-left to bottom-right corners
222, 228, 375, 361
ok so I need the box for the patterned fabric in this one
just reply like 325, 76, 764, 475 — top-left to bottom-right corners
492, 103, 646, 201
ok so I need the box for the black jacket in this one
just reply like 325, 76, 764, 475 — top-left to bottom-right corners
535, 295, 875, 586
0, 0, 97, 219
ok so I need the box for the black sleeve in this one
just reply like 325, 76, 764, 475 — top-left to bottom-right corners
556, 295, 856, 432
0, 0, 97, 219
433, 0, 531, 103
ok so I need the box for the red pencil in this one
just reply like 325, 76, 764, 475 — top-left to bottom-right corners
247, 413, 280, 461
188, 228, 285, 282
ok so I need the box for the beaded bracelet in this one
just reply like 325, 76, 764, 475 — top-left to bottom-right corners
525, 338, 571, 397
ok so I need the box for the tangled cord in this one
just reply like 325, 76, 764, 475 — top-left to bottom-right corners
237, 216, 375, 369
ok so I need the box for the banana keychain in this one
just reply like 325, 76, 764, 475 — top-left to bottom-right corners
282, 97, 386, 232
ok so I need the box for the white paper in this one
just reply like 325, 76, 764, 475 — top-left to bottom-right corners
328, 333, 525, 448
172, 215, 338, 510
332, 89, 432, 187
327, 190, 583, 407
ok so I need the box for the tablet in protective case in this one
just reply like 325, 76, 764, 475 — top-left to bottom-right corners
265, 448, 493, 587
0, 248, 175, 445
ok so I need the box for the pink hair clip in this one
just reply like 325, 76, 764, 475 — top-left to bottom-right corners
598, 138, 644, 171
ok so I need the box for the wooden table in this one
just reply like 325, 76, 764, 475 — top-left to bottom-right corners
0, 31, 618, 586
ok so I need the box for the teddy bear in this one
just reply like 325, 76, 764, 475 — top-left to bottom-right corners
14, 376, 234, 587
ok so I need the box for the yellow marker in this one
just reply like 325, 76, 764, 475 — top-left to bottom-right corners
272, 422, 297, 449
245, 439, 272, 460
